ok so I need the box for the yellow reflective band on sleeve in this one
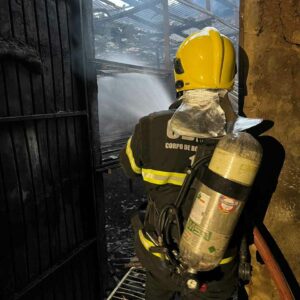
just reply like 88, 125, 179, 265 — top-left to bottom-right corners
219, 255, 235, 265
138, 230, 163, 259
142, 168, 186, 186
125, 137, 186, 185
139, 227, 235, 264
126, 137, 142, 174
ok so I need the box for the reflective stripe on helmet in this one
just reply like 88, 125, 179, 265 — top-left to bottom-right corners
142, 168, 186, 186
126, 137, 142, 174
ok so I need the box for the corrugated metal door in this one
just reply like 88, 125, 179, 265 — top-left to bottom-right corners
0, 0, 105, 299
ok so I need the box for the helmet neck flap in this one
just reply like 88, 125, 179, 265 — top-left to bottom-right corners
169, 89, 227, 138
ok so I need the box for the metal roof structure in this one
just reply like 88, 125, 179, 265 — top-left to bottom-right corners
93, 0, 239, 70
93, 0, 240, 172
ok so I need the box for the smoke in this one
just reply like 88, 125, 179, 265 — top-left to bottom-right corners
97, 52, 149, 67
98, 72, 173, 141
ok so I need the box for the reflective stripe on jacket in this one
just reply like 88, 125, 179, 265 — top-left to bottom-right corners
119, 109, 218, 223
120, 110, 213, 188
126, 136, 186, 186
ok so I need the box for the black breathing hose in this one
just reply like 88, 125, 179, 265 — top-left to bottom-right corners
158, 155, 211, 248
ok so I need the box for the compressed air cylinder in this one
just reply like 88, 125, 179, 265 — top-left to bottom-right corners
179, 132, 262, 271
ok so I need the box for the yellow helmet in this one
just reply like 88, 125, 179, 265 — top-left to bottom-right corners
174, 27, 236, 92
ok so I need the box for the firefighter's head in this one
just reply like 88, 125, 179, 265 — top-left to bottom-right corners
174, 27, 236, 92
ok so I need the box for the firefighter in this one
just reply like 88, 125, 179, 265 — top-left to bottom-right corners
120, 27, 247, 299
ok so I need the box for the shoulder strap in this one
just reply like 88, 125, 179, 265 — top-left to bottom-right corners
174, 140, 217, 209
157, 141, 217, 247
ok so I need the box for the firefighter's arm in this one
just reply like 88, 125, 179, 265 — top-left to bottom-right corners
119, 121, 143, 178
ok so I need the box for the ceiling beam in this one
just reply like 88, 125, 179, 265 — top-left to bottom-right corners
93, 8, 112, 16
214, 0, 237, 9
93, 0, 161, 25
150, 6, 186, 24
176, 0, 238, 31
118, 0, 140, 6
128, 15, 161, 31
97, 0, 124, 9
170, 17, 213, 35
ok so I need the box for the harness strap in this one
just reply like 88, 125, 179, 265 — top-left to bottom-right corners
139, 229, 235, 265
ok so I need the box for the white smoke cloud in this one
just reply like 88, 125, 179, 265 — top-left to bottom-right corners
98, 72, 173, 141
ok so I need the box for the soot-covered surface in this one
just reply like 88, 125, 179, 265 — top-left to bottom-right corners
103, 167, 147, 294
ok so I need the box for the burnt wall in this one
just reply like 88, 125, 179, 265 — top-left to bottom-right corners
241, 0, 300, 289
0, 0, 104, 299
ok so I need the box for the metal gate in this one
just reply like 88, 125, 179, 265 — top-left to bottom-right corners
0, 0, 105, 299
